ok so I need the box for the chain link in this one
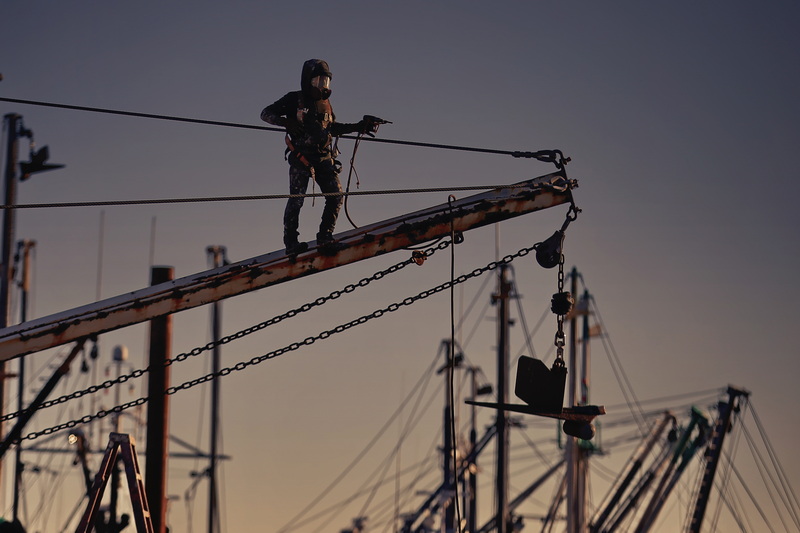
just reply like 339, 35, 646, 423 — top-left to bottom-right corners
3, 239, 453, 426
20, 242, 537, 443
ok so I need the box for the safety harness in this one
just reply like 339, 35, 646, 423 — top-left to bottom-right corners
285, 134, 314, 174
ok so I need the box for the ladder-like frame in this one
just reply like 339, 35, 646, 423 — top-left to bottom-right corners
75, 432, 154, 533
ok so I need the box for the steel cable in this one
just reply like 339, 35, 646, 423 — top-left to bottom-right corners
0, 96, 566, 161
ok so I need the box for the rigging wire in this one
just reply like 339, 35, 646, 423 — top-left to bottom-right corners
385, 435, 444, 533
722, 481, 757, 533
603, 387, 723, 412
348, 356, 445, 531
517, 303, 551, 359
290, 383, 443, 533
749, 403, 800, 520
719, 453, 780, 532
508, 266, 538, 358
276, 347, 443, 533
588, 295, 648, 434
515, 428, 554, 469
740, 418, 800, 530
286, 345, 477, 533
367, 455, 444, 533
455, 276, 493, 352
347, 354, 473, 533
731, 483, 759, 533
292, 456, 439, 533
590, 457, 629, 487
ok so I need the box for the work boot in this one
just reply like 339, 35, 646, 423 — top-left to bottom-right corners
316, 232, 345, 254
285, 239, 308, 256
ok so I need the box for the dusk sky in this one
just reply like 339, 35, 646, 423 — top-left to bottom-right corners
1, 2, 799, 532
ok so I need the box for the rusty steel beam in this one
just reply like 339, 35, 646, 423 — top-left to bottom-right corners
0, 172, 575, 361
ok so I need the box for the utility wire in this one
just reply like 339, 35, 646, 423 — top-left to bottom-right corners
283, 455, 439, 533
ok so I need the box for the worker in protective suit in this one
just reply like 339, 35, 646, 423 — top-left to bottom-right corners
261, 59, 380, 255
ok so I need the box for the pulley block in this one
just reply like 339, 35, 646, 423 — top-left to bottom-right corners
535, 230, 565, 269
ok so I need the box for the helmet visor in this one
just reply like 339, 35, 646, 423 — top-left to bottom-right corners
311, 75, 331, 90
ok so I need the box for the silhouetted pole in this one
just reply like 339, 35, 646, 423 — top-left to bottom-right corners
1, 114, 61, 502
468, 368, 479, 533
12, 238, 34, 521
493, 265, 511, 533
206, 245, 226, 533
441, 340, 456, 533
0, 114, 22, 493
566, 267, 581, 533
146, 266, 173, 533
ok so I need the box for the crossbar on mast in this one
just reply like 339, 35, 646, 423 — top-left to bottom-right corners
0, 172, 575, 361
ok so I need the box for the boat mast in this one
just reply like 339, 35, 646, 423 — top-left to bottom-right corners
565, 267, 584, 532
12, 239, 34, 521
207, 245, 227, 533
440, 339, 460, 533
493, 265, 511, 533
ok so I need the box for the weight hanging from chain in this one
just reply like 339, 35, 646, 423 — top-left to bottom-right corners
551, 291, 574, 316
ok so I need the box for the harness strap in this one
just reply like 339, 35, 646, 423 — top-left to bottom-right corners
285, 134, 313, 169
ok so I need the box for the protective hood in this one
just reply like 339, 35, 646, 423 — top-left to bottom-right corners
301, 59, 333, 100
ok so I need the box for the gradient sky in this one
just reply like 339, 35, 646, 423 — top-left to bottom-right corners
1, 2, 799, 532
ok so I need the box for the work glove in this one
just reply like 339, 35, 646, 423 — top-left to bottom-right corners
358, 115, 391, 137
357, 117, 378, 137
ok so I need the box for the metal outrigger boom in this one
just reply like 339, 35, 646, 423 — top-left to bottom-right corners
0, 171, 576, 361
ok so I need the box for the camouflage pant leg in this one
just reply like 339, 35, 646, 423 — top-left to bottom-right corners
312, 158, 343, 237
283, 164, 311, 244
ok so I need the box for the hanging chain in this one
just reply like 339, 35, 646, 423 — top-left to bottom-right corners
548, 200, 579, 367
552, 257, 568, 367
19, 242, 540, 444
1, 238, 455, 425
